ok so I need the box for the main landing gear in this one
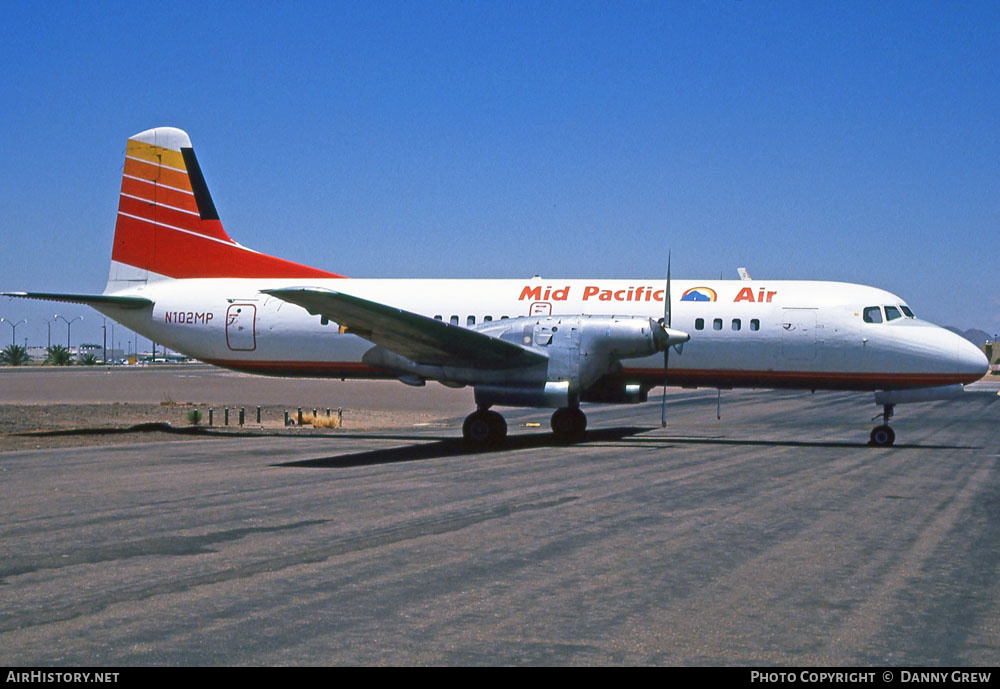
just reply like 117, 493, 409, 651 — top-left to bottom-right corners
462, 408, 507, 446
550, 406, 587, 442
461, 406, 588, 446
869, 403, 896, 447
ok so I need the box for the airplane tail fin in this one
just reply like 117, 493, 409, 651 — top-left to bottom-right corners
106, 127, 342, 292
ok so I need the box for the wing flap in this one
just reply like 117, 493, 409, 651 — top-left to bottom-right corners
263, 287, 545, 369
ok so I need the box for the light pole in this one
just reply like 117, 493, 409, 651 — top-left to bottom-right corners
43, 319, 52, 349
0, 318, 26, 347
54, 314, 83, 350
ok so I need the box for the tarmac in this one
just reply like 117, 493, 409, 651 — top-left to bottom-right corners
0, 367, 997, 665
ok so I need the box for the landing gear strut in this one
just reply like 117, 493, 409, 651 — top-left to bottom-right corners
462, 408, 507, 446
551, 406, 587, 442
869, 404, 896, 447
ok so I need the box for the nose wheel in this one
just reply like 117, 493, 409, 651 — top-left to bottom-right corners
462, 409, 507, 446
869, 404, 896, 447
869, 425, 896, 447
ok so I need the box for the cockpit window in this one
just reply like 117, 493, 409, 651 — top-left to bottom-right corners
863, 306, 883, 323
884, 306, 902, 321
900, 305, 915, 318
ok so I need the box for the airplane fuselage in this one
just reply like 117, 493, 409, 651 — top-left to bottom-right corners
100, 277, 985, 392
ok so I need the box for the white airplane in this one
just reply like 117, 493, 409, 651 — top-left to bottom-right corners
4, 127, 988, 446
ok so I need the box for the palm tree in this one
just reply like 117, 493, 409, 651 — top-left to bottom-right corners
45, 345, 73, 366
79, 353, 99, 366
0, 344, 31, 366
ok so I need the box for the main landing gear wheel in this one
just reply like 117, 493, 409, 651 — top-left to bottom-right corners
551, 407, 587, 442
462, 409, 507, 446
869, 425, 895, 447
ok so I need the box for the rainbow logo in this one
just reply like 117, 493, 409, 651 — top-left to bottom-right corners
680, 287, 717, 302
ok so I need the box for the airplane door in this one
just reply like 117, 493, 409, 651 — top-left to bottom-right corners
226, 304, 257, 351
781, 308, 816, 361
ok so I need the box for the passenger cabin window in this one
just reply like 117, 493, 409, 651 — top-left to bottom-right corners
450, 315, 459, 325
750, 319, 760, 331
863, 306, 883, 323
484, 315, 493, 322
884, 306, 902, 321
434, 315, 442, 321
467, 315, 476, 326
695, 318, 704, 330
732, 319, 741, 331
713, 318, 723, 331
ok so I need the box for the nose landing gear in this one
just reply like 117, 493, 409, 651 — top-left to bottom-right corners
869, 403, 896, 447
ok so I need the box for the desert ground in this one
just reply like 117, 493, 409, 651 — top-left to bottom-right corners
0, 364, 476, 452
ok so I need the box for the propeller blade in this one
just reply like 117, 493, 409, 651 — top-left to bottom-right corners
661, 346, 669, 427
662, 253, 671, 427
665, 251, 672, 328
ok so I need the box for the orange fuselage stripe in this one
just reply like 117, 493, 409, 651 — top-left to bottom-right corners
195, 361, 978, 389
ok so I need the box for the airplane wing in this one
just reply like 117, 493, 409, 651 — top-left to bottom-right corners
1, 292, 153, 309
262, 287, 546, 369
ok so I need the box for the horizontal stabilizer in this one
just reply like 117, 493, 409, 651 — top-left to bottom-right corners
2, 292, 153, 310
263, 287, 546, 369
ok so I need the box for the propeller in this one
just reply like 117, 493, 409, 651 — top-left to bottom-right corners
653, 253, 690, 427
662, 254, 671, 427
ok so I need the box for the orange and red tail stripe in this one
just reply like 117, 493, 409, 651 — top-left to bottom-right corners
111, 129, 344, 280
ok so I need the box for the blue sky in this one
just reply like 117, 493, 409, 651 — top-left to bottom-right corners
1, 0, 997, 349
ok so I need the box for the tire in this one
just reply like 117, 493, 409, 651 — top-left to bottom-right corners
485, 410, 507, 443
869, 425, 896, 447
551, 407, 587, 441
463, 410, 507, 446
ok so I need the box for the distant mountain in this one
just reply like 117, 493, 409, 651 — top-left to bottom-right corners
945, 327, 993, 347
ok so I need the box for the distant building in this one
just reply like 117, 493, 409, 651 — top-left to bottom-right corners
985, 340, 999, 370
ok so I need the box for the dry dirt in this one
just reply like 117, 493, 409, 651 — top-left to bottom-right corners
0, 402, 456, 452
0, 365, 472, 452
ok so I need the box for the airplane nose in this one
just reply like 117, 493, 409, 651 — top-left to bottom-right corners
955, 334, 989, 379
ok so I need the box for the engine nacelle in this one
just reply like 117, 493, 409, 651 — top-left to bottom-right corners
580, 379, 648, 404
363, 314, 689, 409
474, 381, 571, 408
472, 315, 686, 407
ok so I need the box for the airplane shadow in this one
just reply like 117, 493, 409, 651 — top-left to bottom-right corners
613, 436, 978, 451
274, 426, 652, 468
274, 428, 978, 468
